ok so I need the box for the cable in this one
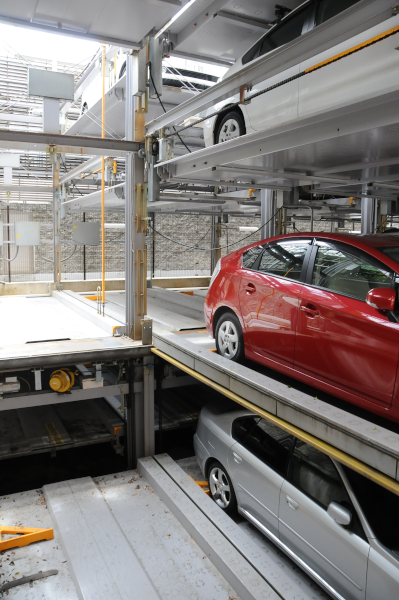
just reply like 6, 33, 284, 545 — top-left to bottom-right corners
61, 156, 83, 197
0, 246, 19, 262
17, 376, 31, 392
148, 64, 192, 154
35, 245, 78, 263
150, 207, 282, 252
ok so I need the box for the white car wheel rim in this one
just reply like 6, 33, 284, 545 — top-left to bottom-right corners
218, 320, 239, 359
218, 118, 241, 143
209, 467, 231, 509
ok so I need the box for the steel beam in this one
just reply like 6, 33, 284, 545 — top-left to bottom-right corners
146, 0, 394, 134
215, 11, 271, 31
59, 156, 102, 185
0, 129, 141, 156
0, 185, 53, 193
165, 176, 292, 191
156, 89, 399, 179
174, 0, 231, 48
216, 165, 351, 185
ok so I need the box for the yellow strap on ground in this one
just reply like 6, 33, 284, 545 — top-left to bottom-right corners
152, 347, 399, 497
0, 526, 54, 551
306, 24, 399, 74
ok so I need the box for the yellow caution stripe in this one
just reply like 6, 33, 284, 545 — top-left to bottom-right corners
306, 24, 399, 74
45, 422, 64, 445
152, 347, 399, 497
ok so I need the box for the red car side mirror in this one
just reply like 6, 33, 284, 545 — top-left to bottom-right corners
366, 288, 396, 311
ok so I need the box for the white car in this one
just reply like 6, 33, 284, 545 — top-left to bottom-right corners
203, 0, 398, 146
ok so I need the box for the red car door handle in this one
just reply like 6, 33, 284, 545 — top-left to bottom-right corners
300, 304, 320, 317
244, 283, 256, 293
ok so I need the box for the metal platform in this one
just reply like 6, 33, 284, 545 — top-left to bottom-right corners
0, 455, 329, 600
0, 398, 124, 459
152, 330, 399, 492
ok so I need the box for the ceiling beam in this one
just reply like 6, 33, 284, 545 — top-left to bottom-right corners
215, 11, 271, 31
0, 14, 141, 49
0, 185, 53, 192
0, 129, 141, 156
174, 0, 231, 48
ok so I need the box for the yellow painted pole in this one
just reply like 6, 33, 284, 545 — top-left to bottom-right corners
101, 45, 106, 314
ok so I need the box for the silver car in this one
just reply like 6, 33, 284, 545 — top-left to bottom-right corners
194, 400, 399, 600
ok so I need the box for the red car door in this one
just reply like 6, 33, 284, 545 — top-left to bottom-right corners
239, 238, 312, 366
294, 240, 399, 407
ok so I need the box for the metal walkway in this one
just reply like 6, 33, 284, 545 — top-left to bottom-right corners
152, 330, 399, 494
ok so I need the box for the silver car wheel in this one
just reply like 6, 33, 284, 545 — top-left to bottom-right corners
217, 118, 241, 143
209, 467, 231, 509
217, 320, 239, 359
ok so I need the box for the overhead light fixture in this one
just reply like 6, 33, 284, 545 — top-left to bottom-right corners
156, 0, 200, 38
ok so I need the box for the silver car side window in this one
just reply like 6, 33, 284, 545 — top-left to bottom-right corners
232, 416, 293, 477
342, 466, 399, 553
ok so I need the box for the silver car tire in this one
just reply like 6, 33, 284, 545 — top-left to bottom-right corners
215, 313, 244, 362
208, 461, 237, 513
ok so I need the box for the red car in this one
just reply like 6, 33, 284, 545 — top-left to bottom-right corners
205, 233, 399, 423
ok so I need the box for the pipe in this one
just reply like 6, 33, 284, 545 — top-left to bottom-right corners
101, 44, 106, 315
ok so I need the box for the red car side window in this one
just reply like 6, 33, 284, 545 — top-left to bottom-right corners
312, 243, 392, 301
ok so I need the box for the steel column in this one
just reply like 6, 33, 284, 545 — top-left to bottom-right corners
125, 53, 146, 341
52, 152, 61, 289
143, 356, 155, 456
361, 184, 375, 234
260, 188, 275, 240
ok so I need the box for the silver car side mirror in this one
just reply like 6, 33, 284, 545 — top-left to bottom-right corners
327, 502, 352, 526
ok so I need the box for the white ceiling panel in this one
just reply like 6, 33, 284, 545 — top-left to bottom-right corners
0, 0, 190, 45
0, 0, 305, 62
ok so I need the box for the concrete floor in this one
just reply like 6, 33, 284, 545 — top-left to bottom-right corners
0, 296, 109, 346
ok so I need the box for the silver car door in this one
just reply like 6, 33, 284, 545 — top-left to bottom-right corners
279, 440, 369, 600
227, 416, 293, 537
339, 464, 399, 600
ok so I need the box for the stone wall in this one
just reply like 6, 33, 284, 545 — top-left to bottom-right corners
1, 201, 353, 282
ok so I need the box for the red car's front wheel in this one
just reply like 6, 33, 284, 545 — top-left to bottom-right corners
215, 313, 245, 362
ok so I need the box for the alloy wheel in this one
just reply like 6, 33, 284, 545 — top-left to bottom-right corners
217, 320, 239, 359
209, 466, 232, 509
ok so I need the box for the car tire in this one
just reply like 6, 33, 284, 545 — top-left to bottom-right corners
208, 461, 237, 513
215, 312, 245, 362
215, 110, 245, 144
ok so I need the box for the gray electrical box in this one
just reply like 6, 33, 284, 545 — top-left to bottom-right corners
15, 222, 41, 246
28, 69, 74, 101
0, 222, 3, 246
72, 222, 100, 246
